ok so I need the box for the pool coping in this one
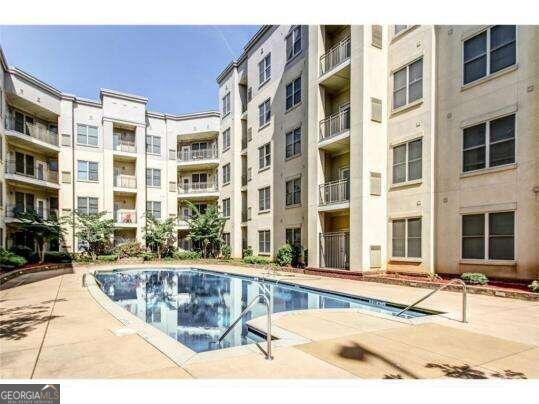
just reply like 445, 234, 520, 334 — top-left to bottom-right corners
84, 264, 446, 366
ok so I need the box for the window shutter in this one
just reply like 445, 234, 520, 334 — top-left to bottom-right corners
371, 25, 383, 48
370, 245, 381, 268
371, 98, 382, 122
370, 172, 381, 196
61, 134, 71, 147
61, 171, 71, 183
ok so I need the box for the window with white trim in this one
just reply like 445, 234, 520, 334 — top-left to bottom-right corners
392, 138, 422, 184
259, 230, 271, 253
77, 197, 98, 215
77, 160, 98, 182
286, 26, 302, 61
259, 53, 271, 85
222, 198, 230, 218
223, 232, 230, 246
259, 186, 270, 212
285, 76, 301, 110
146, 201, 161, 219
392, 218, 421, 258
393, 58, 423, 109
394, 25, 408, 35
463, 25, 516, 85
222, 128, 231, 150
222, 92, 231, 116
146, 168, 161, 187
462, 211, 514, 260
77, 124, 98, 146
258, 98, 271, 127
258, 143, 271, 169
146, 135, 161, 155
222, 163, 231, 184
285, 127, 301, 158
285, 177, 301, 206
463, 114, 515, 172
285, 227, 301, 246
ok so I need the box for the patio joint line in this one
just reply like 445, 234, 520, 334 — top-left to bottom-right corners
476, 345, 538, 368
30, 274, 64, 379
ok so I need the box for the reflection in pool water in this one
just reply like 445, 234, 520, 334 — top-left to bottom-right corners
96, 269, 428, 353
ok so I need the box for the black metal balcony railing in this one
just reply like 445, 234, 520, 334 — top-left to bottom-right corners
319, 231, 350, 270
114, 174, 137, 189
319, 179, 350, 205
178, 182, 218, 194
319, 36, 351, 76
319, 108, 350, 142
5, 117, 59, 146
177, 148, 218, 162
5, 161, 59, 184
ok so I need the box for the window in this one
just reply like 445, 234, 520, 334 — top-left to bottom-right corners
463, 25, 516, 85
146, 201, 161, 219
259, 98, 271, 127
258, 143, 271, 169
77, 160, 98, 182
392, 138, 422, 184
393, 58, 423, 109
286, 26, 302, 61
463, 114, 515, 172
222, 128, 231, 150
285, 177, 301, 206
14, 192, 35, 214
222, 92, 231, 116
222, 163, 231, 184
392, 218, 422, 258
259, 53, 271, 85
77, 197, 98, 215
259, 186, 270, 212
223, 232, 231, 246
259, 230, 271, 253
371, 25, 383, 48
146, 135, 161, 155
285, 127, 301, 158
76, 124, 98, 146
222, 198, 230, 218
146, 168, 161, 187
14, 152, 35, 176
394, 25, 408, 35
285, 77, 301, 110
462, 212, 514, 260
285, 228, 301, 246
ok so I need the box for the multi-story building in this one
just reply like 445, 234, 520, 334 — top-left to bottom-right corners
217, 25, 538, 281
0, 46, 219, 252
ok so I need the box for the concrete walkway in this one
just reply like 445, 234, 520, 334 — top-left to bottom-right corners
1, 265, 537, 379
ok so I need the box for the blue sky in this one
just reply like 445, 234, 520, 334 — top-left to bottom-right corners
0, 25, 260, 114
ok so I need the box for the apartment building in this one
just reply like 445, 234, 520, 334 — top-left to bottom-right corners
0, 47, 219, 252
218, 25, 538, 281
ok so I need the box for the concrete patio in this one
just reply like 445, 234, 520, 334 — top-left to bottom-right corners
1, 264, 538, 379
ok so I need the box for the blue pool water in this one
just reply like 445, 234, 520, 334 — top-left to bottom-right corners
96, 268, 433, 353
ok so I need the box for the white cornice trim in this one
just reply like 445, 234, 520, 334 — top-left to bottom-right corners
100, 88, 148, 104
8, 67, 63, 98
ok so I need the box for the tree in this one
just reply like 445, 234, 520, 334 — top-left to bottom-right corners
185, 202, 227, 258
144, 213, 176, 259
14, 211, 66, 263
67, 211, 115, 260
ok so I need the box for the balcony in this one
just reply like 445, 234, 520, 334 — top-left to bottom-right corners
4, 205, 58, 223
4, 117, 59, 153
319, 179, 350, 211
5, 161, 60, 190
113, 174, 137, 192
115, 209, 137, 227
319, 231, 350, 270
319, 37, 351, 91
177, 182, 219, 199
319, 108, 350, 151
113, 141, 137, 154
177, 148, 219, 170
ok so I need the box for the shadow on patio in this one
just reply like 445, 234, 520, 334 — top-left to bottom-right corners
0, 299, 65, 340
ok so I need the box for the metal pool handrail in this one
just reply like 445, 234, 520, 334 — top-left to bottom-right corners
218, 293, 273, 360
396, 278, 467, 323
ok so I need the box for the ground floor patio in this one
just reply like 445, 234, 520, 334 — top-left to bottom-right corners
1, 264, 538, 379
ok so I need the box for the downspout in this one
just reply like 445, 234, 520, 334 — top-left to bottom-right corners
429, 26, 437, 274
71, 100, 76, 251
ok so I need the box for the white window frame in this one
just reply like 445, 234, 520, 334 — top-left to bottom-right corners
391, 137, 422, 184
222, 163, 231, 184
222, 128, 231, 150
258, 186, 271, 212
285, 127, 301, 159
285, 176, 301, 206
286, 26, 302, 61
258, 53, 271, 86
222, 198, 231, 218
77, 160, 99, 182
391, 217, 422, 260
392, 57, 423, 110
146, 135, 161, 155
258, 142, 271, 170
77, 196, 98, 215
222, 92, 231, 116
146, 168, 161, 187
285, 76, 302, 111
285, 227, 301, 246
258, 98, 271, 128
76, 124, 99, 147
146, 201, 161, 219
258, 230, 271, 254
462, 25, 517, 86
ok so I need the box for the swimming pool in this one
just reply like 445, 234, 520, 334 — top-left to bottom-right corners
96, 268, 433, 353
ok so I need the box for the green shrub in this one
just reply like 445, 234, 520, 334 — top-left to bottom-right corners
461, 272, 489, 285
221, 245, 231, 260
43, 251, 72, 263
276, 244, 293, 267
529, 280, 539, 293
9, 245, 39, 264
173, 250, 202, 260
243, 255, 271, 265
114, 242, 143, 259
0, 249, 27, 268
97, 254, 118, 262
141, 251, 157, 261
243, 246, 253, 258
71, 252, 92, 263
